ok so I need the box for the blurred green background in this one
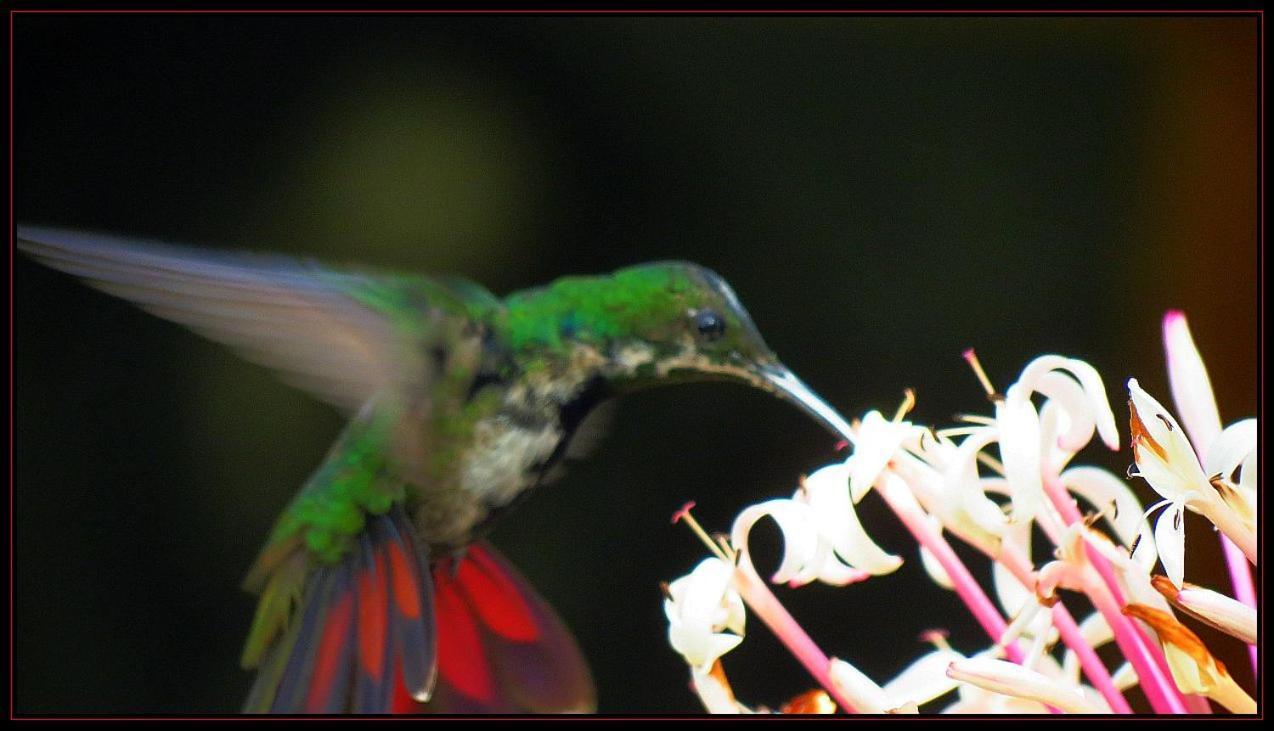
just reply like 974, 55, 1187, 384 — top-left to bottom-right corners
14, 14, 1258, 714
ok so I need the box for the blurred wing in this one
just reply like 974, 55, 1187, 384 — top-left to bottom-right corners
18, 225, 445, 413
410, 541, 596, 714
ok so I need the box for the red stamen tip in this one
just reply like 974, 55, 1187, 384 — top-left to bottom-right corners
918, 628, 950, 643
961, 348, 976, 362
672, 500, 697, 525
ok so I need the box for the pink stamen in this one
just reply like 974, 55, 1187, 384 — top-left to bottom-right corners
671, 501, 697, 525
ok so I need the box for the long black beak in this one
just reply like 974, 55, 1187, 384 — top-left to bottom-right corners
755, 364, 856, 445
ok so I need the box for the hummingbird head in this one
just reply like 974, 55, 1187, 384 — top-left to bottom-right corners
503, 261, 854, 440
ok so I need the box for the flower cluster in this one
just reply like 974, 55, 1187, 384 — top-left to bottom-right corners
662, 312, 1256, 714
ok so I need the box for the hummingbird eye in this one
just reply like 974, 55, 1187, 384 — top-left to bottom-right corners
692, 309, 727, 342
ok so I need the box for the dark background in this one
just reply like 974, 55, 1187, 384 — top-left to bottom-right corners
14, 14, 1259, 714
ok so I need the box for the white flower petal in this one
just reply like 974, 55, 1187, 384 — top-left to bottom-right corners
1205, 418, 1256, 483
1017, 355, 1119, 450
670, 624, 743, 672
883, 649, 964, 708
1154, 502, 1187, 588
664, 558, 747, 671
997, 384, 1046, 522
991, 559, 1034, 627
1059, 465, 1147, 549
1172, 584, 1257, 644
1128, 379, 1211, 492
829, 658, 891, 714
733, 500, 819, 585
1036, 371, 1097, 455
689, 666, 752, 714
846, 411, 920, 503
947, 657, 1106, 714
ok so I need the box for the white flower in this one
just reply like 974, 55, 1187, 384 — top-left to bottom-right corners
846, 410, 922, 502
1127, 379, 1255, 586
997, 356, 1119, 523
731, 462, 901, 587
665, 558, 747, 672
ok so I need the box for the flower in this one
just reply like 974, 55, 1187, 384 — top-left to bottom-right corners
662, 314, 1255, 715
1127, 379, 1256, 587
730, 462, 901, 587
664, 557, 746, 673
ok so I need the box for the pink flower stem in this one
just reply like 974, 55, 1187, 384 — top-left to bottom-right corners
994, 545, 1133, 714
877, 481, 1068, 714
1042, 476, 1190, 714
876, 481, 1023, 662
1051, 604, 1134, 714
729, 558, 860, 713
1219, 538, 1259, 672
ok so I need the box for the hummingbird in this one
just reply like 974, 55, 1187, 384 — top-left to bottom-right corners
18, 225, 855, 714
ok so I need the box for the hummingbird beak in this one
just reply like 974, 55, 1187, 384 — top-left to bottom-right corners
755, 364, 857, 445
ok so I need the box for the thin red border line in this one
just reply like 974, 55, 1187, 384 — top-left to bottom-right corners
6, 8, 1268, 14
8, 6, 15, 723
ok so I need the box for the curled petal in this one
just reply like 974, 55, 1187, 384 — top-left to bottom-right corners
1017, 355, 1119, 450
690, 662, 754, 714
942, 434, 1010, 545
803, 464, 903, 576
1206, 419, 1258, 518
1037, 371, 1097, 456
992, 558, 1027, 618
920, 526, 956, 590
733, 500, 821, 585
1204, 419, 1254, 481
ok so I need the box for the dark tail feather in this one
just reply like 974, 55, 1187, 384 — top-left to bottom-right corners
243, 507, 436, 714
